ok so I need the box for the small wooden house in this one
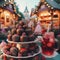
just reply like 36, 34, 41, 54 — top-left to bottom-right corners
0, 7, 18, 27
35, 0, 60, 29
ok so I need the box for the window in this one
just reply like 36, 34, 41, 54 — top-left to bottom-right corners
6, 18, 9, 22
53, 15, 58, 18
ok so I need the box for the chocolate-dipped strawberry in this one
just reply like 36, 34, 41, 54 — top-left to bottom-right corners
10, 47, 18, 56
16, 29, 24, 36
29, 34, 35, 41
18, 25, 22, 29
3, 44, 11, 54
12, 34, 20, 42
3, 45, 10, 50
6, 51, 11, 55
16, 24, 19, 29
7, 33, 12, 41
23, 25, 27, 30
25, 29, 33, 35
9, 58, 15, 60
34, 46, 39, 53
19, 21, 24, 26
20, 32, 28, 42
9, 58, 18, 60
20, 48, 28, 56
11, 28, 16, 35
3, 55, 7, 60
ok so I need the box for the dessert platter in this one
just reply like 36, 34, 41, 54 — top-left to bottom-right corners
7, 37, 39, 44
1, 21, 41, 60
2, 43, 41, 58
7, 23, 39, 44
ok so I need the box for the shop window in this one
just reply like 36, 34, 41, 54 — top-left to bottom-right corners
1, 17, 4, 19
6, 18, 9, 22
53, 15, 58, 18
47, 22, 50, 23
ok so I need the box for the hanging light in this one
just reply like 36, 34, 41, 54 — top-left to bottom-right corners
44, 2, 47, 4
46, 4, 49, 6
4, 4, 6, 6
48, 5, 50, 8
4, 0, 7, 1
51, 7, 53, 9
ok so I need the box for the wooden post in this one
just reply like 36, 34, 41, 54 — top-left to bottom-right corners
50, 9, 54, 31
59, 10, 60, 30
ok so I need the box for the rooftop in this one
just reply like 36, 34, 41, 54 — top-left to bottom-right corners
46, 0, 60, 9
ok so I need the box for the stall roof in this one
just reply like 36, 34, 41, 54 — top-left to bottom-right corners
46, 0, 60, 9
0, 0, 5, 6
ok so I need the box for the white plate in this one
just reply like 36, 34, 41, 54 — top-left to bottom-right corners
1, 46, 41, 58
7, 38, 39, 44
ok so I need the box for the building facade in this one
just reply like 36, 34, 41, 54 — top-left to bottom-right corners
35, 0, 60, 29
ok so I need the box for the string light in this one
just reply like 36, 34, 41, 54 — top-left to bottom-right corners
51, 7, 53, 9
4, 4, 6, 6
4, 0, 7, 1
46, 4, 49, 6
44, 2, 47, 4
